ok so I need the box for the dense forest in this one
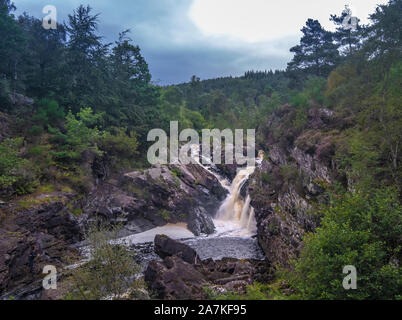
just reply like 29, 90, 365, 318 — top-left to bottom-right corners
0, 0, 401, 300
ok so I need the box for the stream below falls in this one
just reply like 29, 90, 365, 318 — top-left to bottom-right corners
117, 159, 265, 269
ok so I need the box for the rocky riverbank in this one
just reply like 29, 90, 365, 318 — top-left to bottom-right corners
0, 159, 228, 298
248, 106, 341, 267
145, 235, 269, 300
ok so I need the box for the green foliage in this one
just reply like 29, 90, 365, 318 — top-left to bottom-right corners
177, 71, 290, 131
0, 138, 24, 187
333, 60, 402, 188
0, 0, 26, 109
260, 172, 271, 184
97, 128, 138, 169
287, 19, 339, 77
291, 188, 402, 300
292, 107, 308, 130
170, 167, 184, 178
290, 77, 327, 108
49, 107, 103, 162
280, 165, 299, 184
0, 77, 11, 105
66, 224, 145, 300
158, 209, 171, 221
0, 138, 36, 195
33, 98, 65, 129
210, 283, 271, 300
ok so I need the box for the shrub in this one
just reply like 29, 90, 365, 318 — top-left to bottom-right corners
170, 167, 183, 178
260, 172, 271, 184
97, 127, 138, 169
28, 125, 44, 137
49, 107, 103, 163
280, 165, 299, 184
0, 138, 37, 195
33, 99, 65, 129
212, 283, 270, 300
291, 188, 402, 300
66, 224, 145, 300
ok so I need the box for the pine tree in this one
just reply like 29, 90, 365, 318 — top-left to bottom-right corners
64, 5, 109, 112
0, 0, 25, 104
17, 13, 66, 98
287, 19, 339, 77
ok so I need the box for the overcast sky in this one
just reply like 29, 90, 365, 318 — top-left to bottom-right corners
14, 0, 388, 85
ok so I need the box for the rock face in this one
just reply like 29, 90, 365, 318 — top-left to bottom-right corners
145, 256, 206, 300
0, 157, 228, 298
0, 198, 82, 299
154, 234, 199, 264
249, 106, 340, 268
8, 93, 34, 107
84, 163, 227, 236
187, 208, 215, 236
145, 236, 269, 300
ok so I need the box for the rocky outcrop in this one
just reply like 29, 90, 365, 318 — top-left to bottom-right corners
0, 155, 228, 298
8, 93, 34, 107
187, 208, 215, 236
0, 197, 81, 299
84, 163, 227, 236
154, 234, 199, 264
145, 256, 206, 299
145, 236, 269, 300
249, 106, 339, 268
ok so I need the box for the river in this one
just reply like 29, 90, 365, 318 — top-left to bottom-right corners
116, 153, 265, 265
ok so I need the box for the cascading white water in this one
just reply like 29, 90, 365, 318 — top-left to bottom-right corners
184, 144, 261, 236
215, 166, 257, 235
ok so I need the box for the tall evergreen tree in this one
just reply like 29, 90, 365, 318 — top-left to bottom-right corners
111, 30, 152, 106
64, 5, 109, 112
0, 0, 25, 104
17, 14, 66, 99
287, 19, 339, 77
363, 0, 402, 70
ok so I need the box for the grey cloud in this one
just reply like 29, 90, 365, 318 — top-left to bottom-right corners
14, 0, 295, 84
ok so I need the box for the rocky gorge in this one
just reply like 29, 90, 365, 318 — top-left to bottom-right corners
0, 104, 345, 300
0, 149, 230, 298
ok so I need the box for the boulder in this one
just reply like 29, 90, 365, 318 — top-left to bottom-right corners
154, 234, 199, 264
187, 207, 215, 236
145, 255, 206, 300
145, 236, 269, 300
0, 199, 81, 298
8, 93, 34, 106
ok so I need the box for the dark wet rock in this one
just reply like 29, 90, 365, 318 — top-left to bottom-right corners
1, 156, 230, 297
0, 199, 81, 298
145, 236, 269, 300
183, 236, 265, 261
8, 93, 34, 107
145, 255, 205, 300
187, 207, 215, 236
84, 163, 227, 236
155, 234, 199, 264
216, 163, 238, 181
249, 106, 338, 268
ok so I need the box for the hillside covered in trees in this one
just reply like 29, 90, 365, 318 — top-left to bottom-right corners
0, 0, 401, 300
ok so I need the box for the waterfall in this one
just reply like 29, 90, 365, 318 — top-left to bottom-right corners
187, 143, 260, 235
215, 166, 257, 234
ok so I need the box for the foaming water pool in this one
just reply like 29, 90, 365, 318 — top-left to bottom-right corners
114, 220, 264, 263
114, 159, 264, 262
116, 223, 195, 246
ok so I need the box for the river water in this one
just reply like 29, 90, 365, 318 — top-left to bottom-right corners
117, 154, 265, 263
